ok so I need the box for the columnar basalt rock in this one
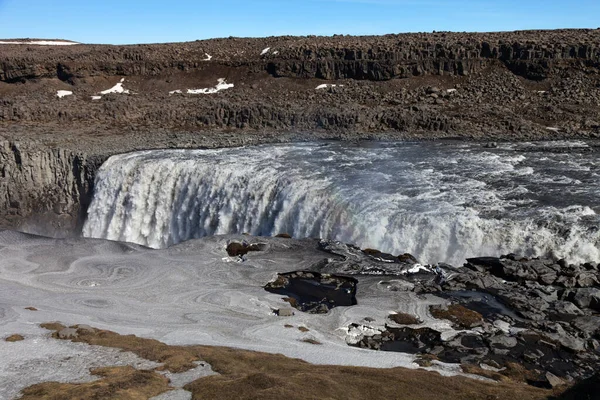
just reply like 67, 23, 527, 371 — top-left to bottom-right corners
0, 141, 100, 236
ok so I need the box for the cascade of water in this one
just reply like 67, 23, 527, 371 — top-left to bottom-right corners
83, 142, 600, 266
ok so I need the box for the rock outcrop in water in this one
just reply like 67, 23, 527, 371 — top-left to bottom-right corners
264, 271, 358, 313
319, 239, 600, 388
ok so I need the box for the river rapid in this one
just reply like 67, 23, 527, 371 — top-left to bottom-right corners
83, 140, 600, 266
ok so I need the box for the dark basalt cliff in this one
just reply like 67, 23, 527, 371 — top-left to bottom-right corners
0, 29, 599, 234
0, 141, 100, 236
1, 30, 599, 82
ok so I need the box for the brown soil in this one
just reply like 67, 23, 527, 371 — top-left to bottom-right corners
36, 322, 559, 400
5, 334, 24, 342
389, 312, 422, 325
430, 304, 484, 328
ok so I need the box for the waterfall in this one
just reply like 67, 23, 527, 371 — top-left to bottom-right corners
83, 143, 600, 266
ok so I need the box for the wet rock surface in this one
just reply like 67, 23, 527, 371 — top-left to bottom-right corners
264, 270, 357, 313
318, 240, 600, 387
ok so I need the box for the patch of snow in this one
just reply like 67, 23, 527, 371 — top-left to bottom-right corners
260, 47, 271, 55
403, 264, 430, 275
0, 334, 160, 400
203, 53, 212, 61
273, 51, 279, 55
150, 390, 192, 400
316, 84, 344, 90
91, 96, 102, 100
446, 88, 457, 93
0, 40, 78, 46
344, 324, 383, 345
546, 127, 560, 132
99, 78, 130, 95
56, 90, 73, 98
169, 90, 183, 95
185, 78, 234, 95
536, 90, 547, 94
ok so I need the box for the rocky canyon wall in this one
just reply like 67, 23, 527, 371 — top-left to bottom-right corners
0, 141, 101, 237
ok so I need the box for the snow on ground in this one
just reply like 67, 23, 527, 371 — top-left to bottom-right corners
0, 332, 160, 399
261, 47, 271, 55
316, 84, 344, 90
91, 96, 102, 100
0, 40, 78, 45
203, 53, 212, 61
99, 78, 131, 95
56, 90, 73, 98
0, 231, 474, 384
170, 78, 234, 95
546, 127, 560, 132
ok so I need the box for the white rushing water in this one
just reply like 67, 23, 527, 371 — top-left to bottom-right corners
83, 141, 600, 266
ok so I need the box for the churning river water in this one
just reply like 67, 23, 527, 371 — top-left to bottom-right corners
82, 140, 600, 266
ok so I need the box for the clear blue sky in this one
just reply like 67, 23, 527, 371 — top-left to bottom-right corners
0, 0, 598, 44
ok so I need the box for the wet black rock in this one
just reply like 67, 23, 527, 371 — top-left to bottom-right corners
315, 240, 424, 276
264, 270, 357, 314
343, 251, 600, 386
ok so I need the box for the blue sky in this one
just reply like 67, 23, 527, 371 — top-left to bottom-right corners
0, 0, 598, 44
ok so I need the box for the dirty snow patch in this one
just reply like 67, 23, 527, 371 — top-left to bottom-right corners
56, 90, 73, 98
446, 88, 457, 93
260, 47, 271, 55
546, 127, 560, 132
404, 264, 430, 275
185, 78, 234, 94
203, 53, 212, 61
316, 84, 344, 90
0, 40, 78, 46
100, 78, 130, 95
91, 96, 102, 100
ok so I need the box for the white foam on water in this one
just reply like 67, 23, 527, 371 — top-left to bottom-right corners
83, 142, 600, 266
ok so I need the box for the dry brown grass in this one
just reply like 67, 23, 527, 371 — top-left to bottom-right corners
430, 304, 483, 328
5, 334, 24, 342
25, 307, 38, 311
41, 324, 202, 373
414, 353, 439, 367
189, 346, 554, 400
298, 326, 310, 332
37, 323, 559, 400
19, 366, 171, 400
389, 312, 421, 325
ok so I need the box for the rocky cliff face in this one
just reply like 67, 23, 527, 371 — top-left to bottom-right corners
1, 30, 598, 83
0, 141, 100, 237
0, 29, 599, 236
